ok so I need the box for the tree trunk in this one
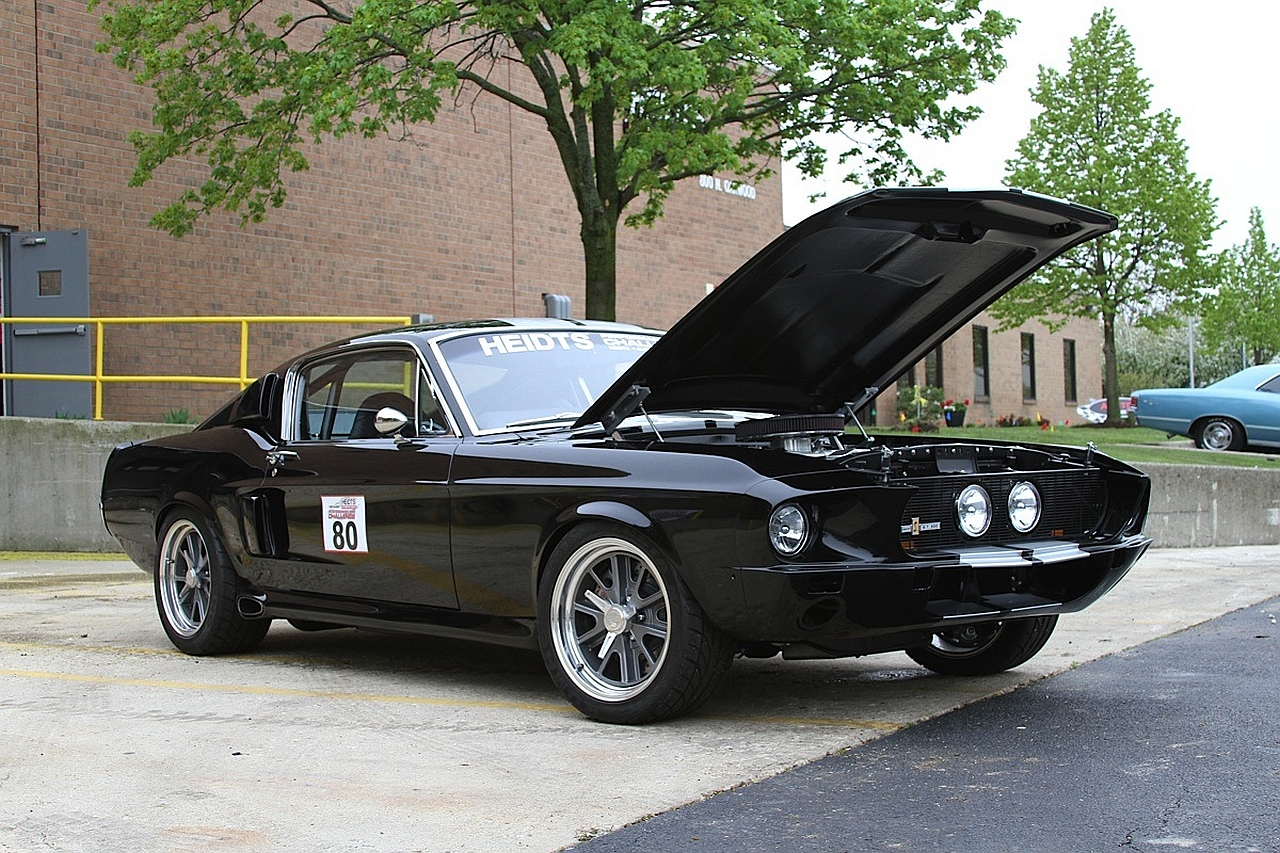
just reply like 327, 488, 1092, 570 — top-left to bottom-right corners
581, 209, 619, 321
1102, 311, 1121, 427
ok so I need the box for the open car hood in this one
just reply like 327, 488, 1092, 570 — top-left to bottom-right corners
576, 187, 1116, 431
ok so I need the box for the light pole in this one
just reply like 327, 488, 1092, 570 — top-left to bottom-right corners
1188, 317, 1196, 388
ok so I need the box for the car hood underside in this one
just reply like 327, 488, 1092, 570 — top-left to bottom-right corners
577, 188, 1116, 430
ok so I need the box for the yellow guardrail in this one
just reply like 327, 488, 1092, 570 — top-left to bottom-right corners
0, 315, 414, 420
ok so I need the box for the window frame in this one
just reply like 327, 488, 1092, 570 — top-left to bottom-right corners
972, 326, 990, 401
1021, 332, 1037, 402
283, 344, 456, 443
1063, 338, 1078, 404
924, 344, 944, 390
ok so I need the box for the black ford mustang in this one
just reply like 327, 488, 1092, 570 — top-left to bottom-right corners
101, 188, 1151, 723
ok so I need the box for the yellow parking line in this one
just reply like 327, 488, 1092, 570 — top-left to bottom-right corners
711, 714, 903, 731
0, 666, 906, 730
0, 552, 129, 560
0, 573, 145, 589
0, 667, 575, 714
0, 641, 910, 731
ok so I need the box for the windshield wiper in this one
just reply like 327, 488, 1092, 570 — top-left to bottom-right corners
504, 412, 581, 429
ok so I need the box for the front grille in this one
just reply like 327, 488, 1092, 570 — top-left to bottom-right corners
900, 470, 1106, 551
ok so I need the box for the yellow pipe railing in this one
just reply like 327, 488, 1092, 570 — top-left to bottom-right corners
0, 315, 414, 420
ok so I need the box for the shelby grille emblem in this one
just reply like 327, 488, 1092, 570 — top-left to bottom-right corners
901, 517, 942, 536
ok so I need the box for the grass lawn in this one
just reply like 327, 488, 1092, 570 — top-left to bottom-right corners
867, 424, 1280, 469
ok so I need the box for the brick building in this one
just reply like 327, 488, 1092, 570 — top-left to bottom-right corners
2, 0, 1096, 424
878, 312, 1102, 428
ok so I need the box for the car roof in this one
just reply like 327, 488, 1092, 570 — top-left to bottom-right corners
295, 318, 658, 358
1212, 364, 1280, 390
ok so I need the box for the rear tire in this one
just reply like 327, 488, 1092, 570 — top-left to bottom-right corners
155, 509, 269, 655
537, 524, 734, 724
907, 616, 1057, 676
1194, 417, 1244, 451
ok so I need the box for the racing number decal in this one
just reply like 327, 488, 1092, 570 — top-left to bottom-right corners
321, 495, 368, 553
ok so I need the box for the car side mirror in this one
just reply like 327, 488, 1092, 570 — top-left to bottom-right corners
373, 407, 409, 437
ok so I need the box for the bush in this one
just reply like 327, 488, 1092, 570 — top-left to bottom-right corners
896, 384, 944, 430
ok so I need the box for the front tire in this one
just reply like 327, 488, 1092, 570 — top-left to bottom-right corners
1195, 417, 1244, 451
156, 509, 269, 655
907, 616, 1057, 676
537, 524, 734, 724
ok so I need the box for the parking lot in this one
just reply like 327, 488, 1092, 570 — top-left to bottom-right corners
3, 546, 1279, 853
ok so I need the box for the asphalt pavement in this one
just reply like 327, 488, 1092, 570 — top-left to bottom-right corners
569, 597, 1280, 853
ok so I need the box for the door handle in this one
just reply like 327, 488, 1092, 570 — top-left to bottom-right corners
266, 450, 299, 472
13, 324, 87, 336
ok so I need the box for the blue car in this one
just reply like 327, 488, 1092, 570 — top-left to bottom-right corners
1131, 365, 1280, 451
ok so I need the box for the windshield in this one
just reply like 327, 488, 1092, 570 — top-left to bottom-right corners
436, 330, 659, 432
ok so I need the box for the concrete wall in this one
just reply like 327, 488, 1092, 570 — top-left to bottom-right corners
3, 420, 1278, 552
0, 417, 192, 552
1141, 462, 1280, 548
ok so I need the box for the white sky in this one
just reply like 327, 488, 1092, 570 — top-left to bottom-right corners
782, 0, 1276, 252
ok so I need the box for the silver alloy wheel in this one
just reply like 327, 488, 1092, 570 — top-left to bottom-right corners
1199, 418, 1237, 451
158, 518, 212, 639
928, 623, 1003, 657
547, 536, 671, 703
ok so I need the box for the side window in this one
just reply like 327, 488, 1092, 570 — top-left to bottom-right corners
1259, 374, 1280, 395
417, 368, 451, 435
292, 348, 444, 441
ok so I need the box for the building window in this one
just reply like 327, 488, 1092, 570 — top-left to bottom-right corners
897, 366, 917, 391
1021, 332, 1037, 401
972, 326, 990, 400
924, 345, 944, 389
1063, 339, 1078, 404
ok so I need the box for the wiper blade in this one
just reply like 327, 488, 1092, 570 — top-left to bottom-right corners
504, 412, 581, 429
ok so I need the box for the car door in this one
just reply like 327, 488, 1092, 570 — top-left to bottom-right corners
254, 345, 460, 609
1251, 372, 1280, 446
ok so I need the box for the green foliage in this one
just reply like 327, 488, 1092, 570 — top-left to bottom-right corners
162, 406, 196, 424
1198, 208, 1280, 366
93, 0, 1016, 319
990, 9, 1217, 423
896, 383, 944, 430
1116, 318, 1243, 392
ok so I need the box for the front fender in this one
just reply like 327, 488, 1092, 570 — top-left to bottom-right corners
536, 501, 673, 594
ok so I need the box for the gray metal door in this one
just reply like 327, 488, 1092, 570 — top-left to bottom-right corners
2, 229, 90, 418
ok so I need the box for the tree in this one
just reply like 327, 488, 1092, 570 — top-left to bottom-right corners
93, 0, 1015, 320
1116, 318, 1240, 394
1198, 208, 1280, 366
990, 8, 1216, 424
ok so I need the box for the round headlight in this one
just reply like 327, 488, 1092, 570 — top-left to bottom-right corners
955, 485, 992, 538
768, 504, 809, 557
1008, 481, 1042, 533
